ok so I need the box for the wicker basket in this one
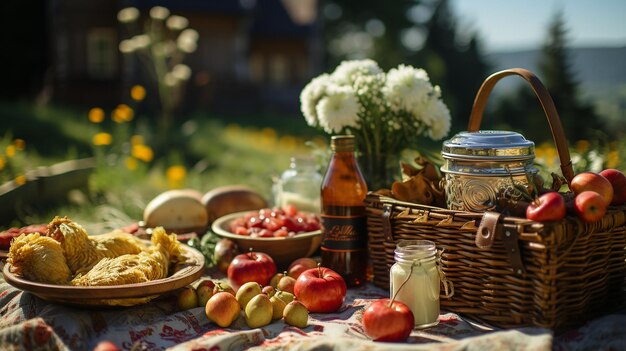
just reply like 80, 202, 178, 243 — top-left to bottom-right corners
366, 68, 626, 332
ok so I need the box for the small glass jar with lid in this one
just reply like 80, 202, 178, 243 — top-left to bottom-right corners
274, 155, 323, 213
390, 240, 440, 328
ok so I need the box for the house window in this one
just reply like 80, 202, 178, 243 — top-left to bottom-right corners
86, 28, 117, 79
249, 53, 265, 83
269, 54, 288, 86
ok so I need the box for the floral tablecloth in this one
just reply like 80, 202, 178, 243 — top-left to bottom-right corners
1, 262, 625, 351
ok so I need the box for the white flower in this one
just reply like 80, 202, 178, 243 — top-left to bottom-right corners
316, 85, 359, 134
299, 59, 452, 155
383, 64, 432, 116
164, 72, 178, 87
119, 39, 136, 54
117, 7, 139, 23
177, 29, 199, 53
422, 98, 451, 140
300, 73, 331, 127
172, 64, 192, 81
132, 34, 151, 50
331, 59, 382, 86
150, 6, 170, 20
166, 15, 189, 31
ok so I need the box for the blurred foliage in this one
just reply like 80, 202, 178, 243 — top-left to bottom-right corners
321, 0, 491, 134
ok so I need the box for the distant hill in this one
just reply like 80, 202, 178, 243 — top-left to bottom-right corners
486, 46, 626, 133
487, 46, 626, 94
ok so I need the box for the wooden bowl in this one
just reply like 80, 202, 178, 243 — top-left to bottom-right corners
2, 243, 205, 307
211, 211, 322, 268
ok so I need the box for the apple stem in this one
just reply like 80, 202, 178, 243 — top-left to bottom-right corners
389, 262, 416, 308
317, 263, 322, 278
248, 247, 255, 260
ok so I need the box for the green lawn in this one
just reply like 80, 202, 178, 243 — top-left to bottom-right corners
0, 102, 327, 232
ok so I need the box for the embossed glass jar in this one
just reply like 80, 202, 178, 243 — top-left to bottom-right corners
440, 130, 537, 212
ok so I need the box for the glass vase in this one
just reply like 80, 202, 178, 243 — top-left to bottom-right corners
358, 151, 400, 191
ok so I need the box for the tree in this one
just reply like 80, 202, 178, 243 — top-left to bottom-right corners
321, 0, 492, 134
538, 10, 602, 142
415, 0, 492, 133
491, 10, 603, 143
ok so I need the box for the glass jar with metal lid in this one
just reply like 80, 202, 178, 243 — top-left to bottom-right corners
440, 130, 538, 212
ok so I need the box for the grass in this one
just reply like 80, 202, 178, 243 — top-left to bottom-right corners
0, 102, 328, 232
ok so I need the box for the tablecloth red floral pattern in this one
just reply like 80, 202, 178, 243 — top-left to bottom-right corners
1, 262, 625, 351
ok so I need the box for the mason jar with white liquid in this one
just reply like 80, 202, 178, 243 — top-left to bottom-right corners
390, 240, 440, 328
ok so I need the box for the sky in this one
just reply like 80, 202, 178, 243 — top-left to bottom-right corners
450, 0, 626, 52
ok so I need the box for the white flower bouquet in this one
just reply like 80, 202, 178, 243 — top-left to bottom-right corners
300, 59, 451, 189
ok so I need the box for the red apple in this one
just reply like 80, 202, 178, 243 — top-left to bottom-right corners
294, 265, 346, 313
526, 192, 566, 222
362, 299, 414, 342
574, 191, 607, 223
599, 169, 626, 205
570, 172, 613, 206
288, 257, 319, 279
227, 250, 276, 291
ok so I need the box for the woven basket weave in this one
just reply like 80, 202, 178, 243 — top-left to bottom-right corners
365, 68, 626, 332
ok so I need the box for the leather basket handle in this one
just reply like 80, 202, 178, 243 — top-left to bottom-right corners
467, 68, 574, 183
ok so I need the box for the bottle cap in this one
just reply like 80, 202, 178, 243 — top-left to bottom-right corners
330, 135, 355, 152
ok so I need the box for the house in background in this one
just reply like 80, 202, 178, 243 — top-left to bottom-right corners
46, 0, 322, 116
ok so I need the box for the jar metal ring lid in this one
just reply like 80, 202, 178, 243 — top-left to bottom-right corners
442, 130, 534, 161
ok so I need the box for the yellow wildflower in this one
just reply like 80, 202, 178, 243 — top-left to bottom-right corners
14, 174, 26, 186
88, 107, 105, 123
278, 135, 298, 149
132, 144, 154, 162
126, 157, 138, 170
13, 139, 25, 150
606, 150, 620, 169
131, 134, 145, 146
93, 132, 113, 146
166, 165, 187, 188
130, 85, 146, 101
112, 104, 134, 123
575, 140, 590, 154
0, 156, 5, 170
6, 145, 16, 158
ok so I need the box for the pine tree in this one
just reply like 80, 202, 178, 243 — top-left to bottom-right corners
492, 10, 603, 143
538, 11, 602, 142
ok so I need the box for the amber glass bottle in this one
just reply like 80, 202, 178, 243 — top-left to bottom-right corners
320, 135, 368, 287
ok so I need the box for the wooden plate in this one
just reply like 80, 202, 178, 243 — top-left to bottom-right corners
2, 243, 205, 307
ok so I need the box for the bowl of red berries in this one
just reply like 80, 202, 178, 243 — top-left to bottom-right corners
211, 205, 322, 267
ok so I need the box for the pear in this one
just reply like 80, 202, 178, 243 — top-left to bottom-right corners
270, 272, 286, 288
177, 286, 198, 310
244, 294, 273, 328
270, 294, 287, 320
236, 282, 263, 310
262, 285, 276, 297
283, 300, 309, 328
196, 279, 216, 307
205, 292, 241, 328
276, 274, 296, 294
274, 290, 295, 305
213, 281, 235, 296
